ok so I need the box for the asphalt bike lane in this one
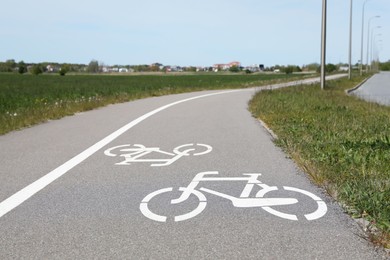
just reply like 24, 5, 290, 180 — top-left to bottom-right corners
0, 78, 387, 259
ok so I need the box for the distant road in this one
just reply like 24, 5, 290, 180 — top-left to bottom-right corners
351, 72, 390, 106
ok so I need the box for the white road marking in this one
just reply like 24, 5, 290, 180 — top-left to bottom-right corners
0, 90, 243, 218
139, 187, 207, 222
141, 172, 327, 222
104, 143, 213, 166
140, 187, 173, 222
283, 186, 328, 221
174, 188, 207, 222
261, 206, 299, 221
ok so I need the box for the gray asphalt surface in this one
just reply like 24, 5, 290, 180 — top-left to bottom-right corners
0, 77, 388, 259
351, 71, 390, 106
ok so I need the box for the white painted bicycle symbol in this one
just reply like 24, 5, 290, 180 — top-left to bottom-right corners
104, 143, 212, 166
140, 171, 327, 222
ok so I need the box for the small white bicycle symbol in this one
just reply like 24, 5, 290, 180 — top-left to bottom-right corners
140, 171, 327, 222
104, 143, 212, 167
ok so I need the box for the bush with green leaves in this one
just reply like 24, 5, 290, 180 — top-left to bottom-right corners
18, 61, 27, 74
31, 64, 43, 75
59, 64, 69, 76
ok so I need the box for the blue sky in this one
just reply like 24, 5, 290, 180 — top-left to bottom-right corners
1, 0, 389, 67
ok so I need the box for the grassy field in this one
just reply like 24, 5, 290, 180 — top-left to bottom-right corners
0, 73, 306, 135
249, 76, 390, 248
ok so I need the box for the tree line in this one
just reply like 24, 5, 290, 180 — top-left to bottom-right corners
0, 59, 87, 75
3, 59, 387, 75
379, 60, 390, 71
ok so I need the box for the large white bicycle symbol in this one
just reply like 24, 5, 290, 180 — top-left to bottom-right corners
140, 171, 327, 222
104, 143, 212, 166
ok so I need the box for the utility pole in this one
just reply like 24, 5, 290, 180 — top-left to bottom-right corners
321, 0, 327, 89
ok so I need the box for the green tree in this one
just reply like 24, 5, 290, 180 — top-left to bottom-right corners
132, 65, 150, 72
229, 65, 240, 73
304, 63, 320, 72
379, 60, 390, 71
18, 61, 27, 74
87, 60, 99, 73
326, 63, 337, 73
31, 64, 43, 75
0, 59, 17, 72
283, 66, 294, 74
6, 59, 16, 71
185, 66, 197, 72
59, 64, 69, 76
317, 63, 337, 73
0, 62, 8, 72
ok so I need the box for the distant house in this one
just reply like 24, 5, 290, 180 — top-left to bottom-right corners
244, 64, 265, 72
228, 61, 241, 67
101, 67, 131, 73
339, 66, 349, 72
213, 64, 227, 71
213, 61, 241, 71
151, 63, 163, 67
46, 65, 60, 72
170, 66, 183, 72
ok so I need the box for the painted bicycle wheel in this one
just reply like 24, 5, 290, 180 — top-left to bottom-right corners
140, 187, 207, 222
173, 143, 212, 156
256, 186, 327, 221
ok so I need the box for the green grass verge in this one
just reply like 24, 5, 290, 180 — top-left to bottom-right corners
249, 76, 390, 248
0, 73, 306, 135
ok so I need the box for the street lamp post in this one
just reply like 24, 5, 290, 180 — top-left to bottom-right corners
360, 0, 371, 76
321, 0, 327, 90
369, 27, 381, 71
366, 16, 380, 72
371, 33, 381, 71
374, 39, 383, 71
348, 0, 353, 80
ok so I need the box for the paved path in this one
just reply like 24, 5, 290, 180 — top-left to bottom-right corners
351, 71, 390, 106
0, 76, 387, 259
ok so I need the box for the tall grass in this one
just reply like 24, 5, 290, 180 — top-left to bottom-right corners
249, 76, 390, 247
0, 73, 305, 135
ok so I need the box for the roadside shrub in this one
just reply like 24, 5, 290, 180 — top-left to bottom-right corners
18, 61, 27, 74
59, 65, 69, 76
229, 65, 240, 73
31, 64, 43, 75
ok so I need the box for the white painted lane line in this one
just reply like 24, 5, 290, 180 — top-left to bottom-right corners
0, 90, 244, 218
